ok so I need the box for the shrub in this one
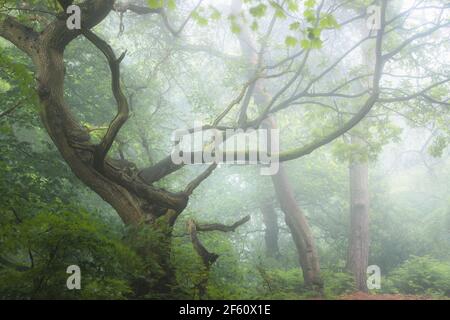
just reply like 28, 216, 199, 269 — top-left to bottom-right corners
0, 206, 143, 299
384, 255, 450, 297
322, 271, 356, 298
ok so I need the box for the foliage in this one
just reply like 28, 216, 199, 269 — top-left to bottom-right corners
383, 256, 450, 297
0, 205, 142, 299
321, 271, 355, 298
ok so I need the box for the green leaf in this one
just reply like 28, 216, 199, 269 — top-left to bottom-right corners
210, 7, 221, 20
320, 14, 339, 29
311, 38, 323, 49
147, 0, 163, 9
167, 0, 176, 10
285, 36, 298, 47
304, 9, 316, 23
249, 4, 267, 18
192, 11, 208, 26
269, 1, 286, 19
305, 0, 316, 8
289, 22, 300, 31
300, 39, 311, 49
230, 21, 241, 34
287, 0, 299, 12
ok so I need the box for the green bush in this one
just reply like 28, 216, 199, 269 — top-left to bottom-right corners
254, 267, 310, 299
322, 271, 355, 298
384, 255, 450, 297
0, 206, 143, 299
258, 267, 304, 296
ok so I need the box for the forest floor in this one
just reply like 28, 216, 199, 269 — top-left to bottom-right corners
337, 292, 435, 300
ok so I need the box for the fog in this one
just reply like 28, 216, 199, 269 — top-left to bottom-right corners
0, 0, 448, 300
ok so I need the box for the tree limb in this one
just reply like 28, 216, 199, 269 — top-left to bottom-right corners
0, 14, 39, 57
82, 29, 129, 170
0, 101, 21, 119
187, 219, 219, 268
114, 0, 204, 37
277, 0, 388, 162
195, 215, 251, 233
184, 163, 217, 196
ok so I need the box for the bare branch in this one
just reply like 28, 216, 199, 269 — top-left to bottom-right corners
187, 219, 219, 267
277, 0, 388, 162
0, 101, 21, 119
115, 0, 204, 37
379, 79, 450, 103
196, 215, 251, 233
184, 163, 218, 196
383, 21, 450, 61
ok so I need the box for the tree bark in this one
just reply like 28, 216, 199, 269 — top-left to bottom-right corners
346, 137, 370, 292
344, 9, 376, 292
260, 203, 280, 259
271, 165, 322, 289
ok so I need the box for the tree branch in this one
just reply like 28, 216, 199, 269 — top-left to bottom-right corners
114, 0, 204, 37
195, 215, 251, 233
187, 215, 250, 270
46, 0, 115, 49
277, 0, 388, 162
184, 163, 217, 196
0, 101, 22, 119
187, 219, 219, 268
383, 21, 450, 61
0, 14, 39, 57
82, 29, 129, 170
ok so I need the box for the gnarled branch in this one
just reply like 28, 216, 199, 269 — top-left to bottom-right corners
187, 219, 219, 268
186, 214, 250, 298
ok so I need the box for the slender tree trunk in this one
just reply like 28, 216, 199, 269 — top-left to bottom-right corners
260, 203, 280, 258
346, 137, 370, 292
271, 165, 323, 289
344, 9, 375, 292
231, 0, 323, 291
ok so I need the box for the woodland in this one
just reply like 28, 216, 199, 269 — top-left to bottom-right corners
0, 0, 449, 300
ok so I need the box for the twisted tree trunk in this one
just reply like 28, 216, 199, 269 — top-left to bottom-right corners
187, 216, 250, 299
0, 0, 195, 298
